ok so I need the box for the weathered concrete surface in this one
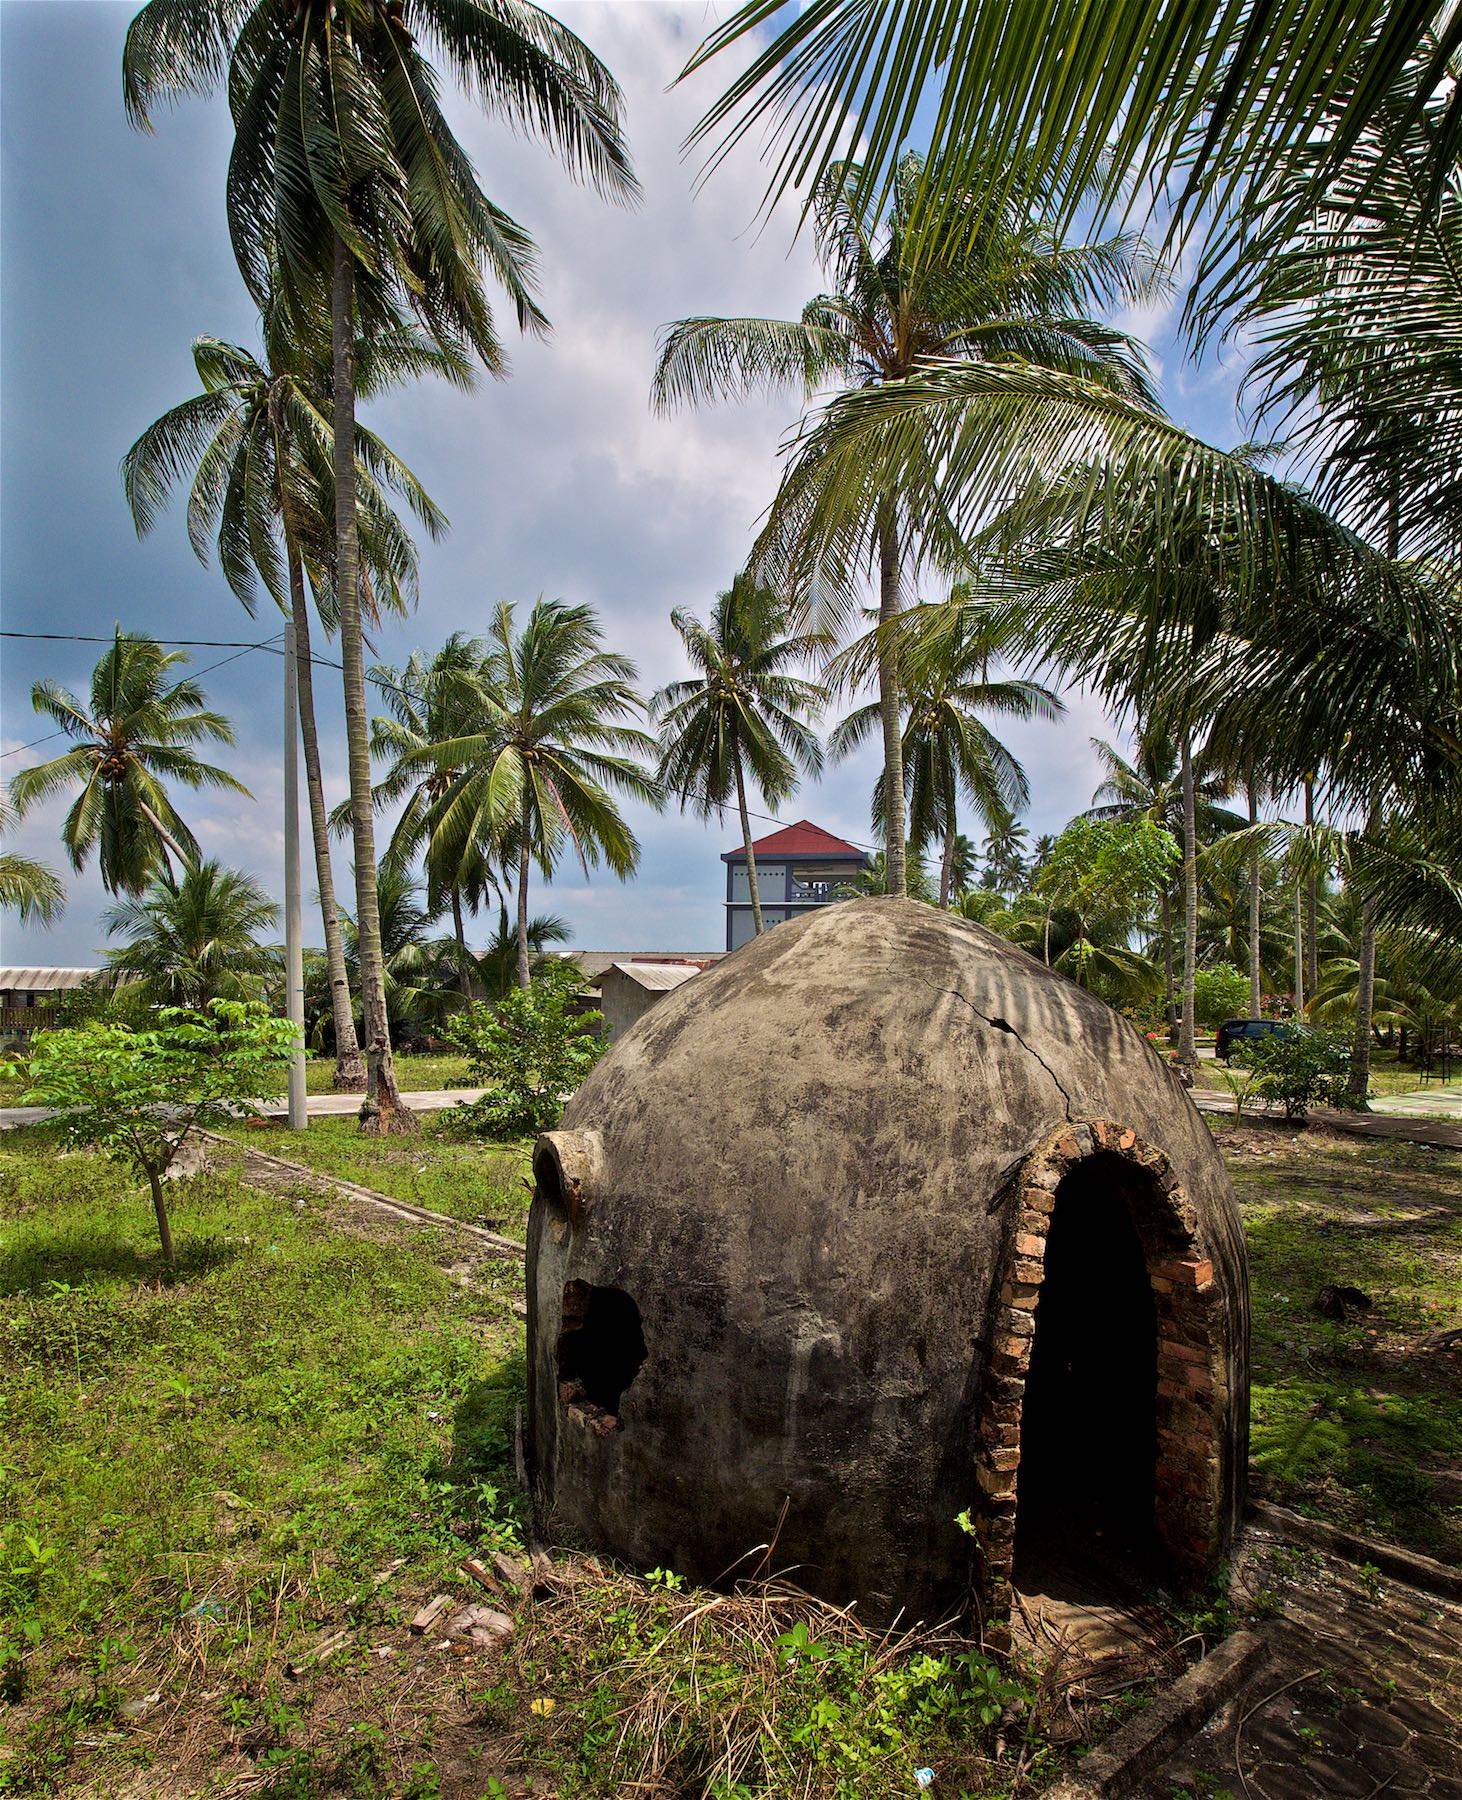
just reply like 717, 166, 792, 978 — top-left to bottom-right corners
526, 898, 1249, 1624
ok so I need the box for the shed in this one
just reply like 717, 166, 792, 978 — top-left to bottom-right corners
0, 968, 102, 1038
526, 898, 1249, 1628
598, 961, 703, 1042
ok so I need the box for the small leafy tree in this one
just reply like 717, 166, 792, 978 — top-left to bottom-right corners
1236, 1029, 1354, 1121
6, 1002, 298, 1266
1192, 962, 1251, 1029
443, 962, 604, 1140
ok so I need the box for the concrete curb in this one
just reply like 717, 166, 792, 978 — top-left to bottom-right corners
198, 1129, 526, 1261
1040, 1625, 1279, 1798
1246, 1500, 1462, 1602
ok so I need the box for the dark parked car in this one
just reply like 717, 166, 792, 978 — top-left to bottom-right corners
1215, 1017, 1299, 1063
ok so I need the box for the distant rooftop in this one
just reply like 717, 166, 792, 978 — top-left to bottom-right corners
0, 968, 102, 992
605, 961, 704, 993
722, 820, 870, 862
562, 951, 722, 981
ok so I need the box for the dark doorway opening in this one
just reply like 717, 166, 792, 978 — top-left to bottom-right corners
1014, 1154, 1158, 1587
557, 1281, 647, 1423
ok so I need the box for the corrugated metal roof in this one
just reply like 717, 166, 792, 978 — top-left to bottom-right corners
0, 968, 102, 991
561, 951, 722, 979
604, 961, 703, 992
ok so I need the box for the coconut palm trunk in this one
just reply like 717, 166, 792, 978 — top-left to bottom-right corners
449, 887, 480, 999
279, 468, 365, 1091
516, 799, 533, 989
1293, 882, 1305, 1013
1161, 884, 1178, 1038
733, 747, 765, 935
1304, 776, 1319, 997
877, 506, 907, 897
1247, 770, 1262, 1015
1178, 734, 1198, 1065
332, 235, 414, 1133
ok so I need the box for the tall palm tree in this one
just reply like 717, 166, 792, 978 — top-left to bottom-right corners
0, 795, 65, 926
409, 600, 660, 988
123, 322, 453, 1087
1088, 731, 1243, 1042
101, 859, 280, 1009
651, 576, 825, 937
980, 814, 1031, 897
653, 153, 1160, 898
10, 632, 246, 896
124, 0, 637, 1131
831, 603, 1062, 908
364, 636, 501, 986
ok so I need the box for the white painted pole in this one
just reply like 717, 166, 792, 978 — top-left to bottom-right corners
284, 620, 308, 1130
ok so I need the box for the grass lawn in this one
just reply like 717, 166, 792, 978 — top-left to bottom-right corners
304, 1053, 476, 1097
1214, 1117, 1462, 1562
1, 1117, 1456, 1796
220, 1115, 533, 1237
1190, 1047, 1450, 1105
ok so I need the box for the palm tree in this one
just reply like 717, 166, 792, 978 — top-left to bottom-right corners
831, 603, 1062, 908
364, 636, 501, 985
102, 860, 280, 1009
652, 577, 825, 937
10, 632, 246, 896
124, 0, 637, 1132
476, 906, 572, 1001
981, 814, 1031, 897
0, 796, 65, 926
408, 600, 660, 989
1088, 731, 1243, 1043
653, 153, 1160, 897
682, 4, 1462, 331
123, 323, 453, 1088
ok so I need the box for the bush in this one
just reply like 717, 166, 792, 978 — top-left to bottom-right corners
1236, 1028, 1354, 1120
4, 1001, 298, 1265
443, 962, 604, 1140
1192, 962, 1250, 1030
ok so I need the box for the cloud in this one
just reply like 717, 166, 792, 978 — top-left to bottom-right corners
2, 0, 1148, 969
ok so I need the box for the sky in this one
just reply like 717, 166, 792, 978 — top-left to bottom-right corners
0, 0, 1253, 968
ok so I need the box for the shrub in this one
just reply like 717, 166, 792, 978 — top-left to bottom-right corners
4, 1001, 298, 1265
443, 962, 604, 1140
1192, 962, 1250, 1030
1236, 1028, 1354, 1120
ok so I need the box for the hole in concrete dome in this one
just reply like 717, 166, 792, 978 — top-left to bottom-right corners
1014, 1155, 1159, 1586
556, 1281, 647, 1430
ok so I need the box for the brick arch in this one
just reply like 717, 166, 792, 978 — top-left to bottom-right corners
972, 1119, 1226, 1627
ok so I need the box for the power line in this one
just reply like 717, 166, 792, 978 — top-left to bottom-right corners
2, 634, 285, 760
2, 623, 880, 854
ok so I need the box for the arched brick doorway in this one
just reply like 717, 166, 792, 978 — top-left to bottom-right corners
973, 1121, 1227, 1625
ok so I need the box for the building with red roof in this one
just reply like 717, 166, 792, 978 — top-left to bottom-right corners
721, 820, 873, 950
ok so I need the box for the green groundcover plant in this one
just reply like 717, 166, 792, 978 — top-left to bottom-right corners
4, 1001, 298, 1266
444, 962, 605, 1140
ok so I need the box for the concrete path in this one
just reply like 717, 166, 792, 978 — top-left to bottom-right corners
1191, 1090, 1462, 1151
1370, 1083, 1462, 1121
0, 1087, 488, 1131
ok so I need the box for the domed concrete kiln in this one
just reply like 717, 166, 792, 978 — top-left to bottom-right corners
526, 899, 1248, 1625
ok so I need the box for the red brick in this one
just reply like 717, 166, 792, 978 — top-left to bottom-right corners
1090, 1119, 1111, 1148
1014, 1232, 1045, 1259
1149, 1276, 1173, 1294
1182, 1363, 1214, 1392
1158, 1340, 1208, 1366
1118, 1128, 1137, 1150
1003, 1308, 1034, 1337
1020, 1185, 1055, 1215
999, 1282, 1039, 1310
986, 1445, 1020, 1472
976, 1464, 1016, 1498
1053, 1130, 1081, 1163
1012, 1257, 1043, 1284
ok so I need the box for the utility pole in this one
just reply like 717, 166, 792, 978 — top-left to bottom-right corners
284, 620, 308, 1130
